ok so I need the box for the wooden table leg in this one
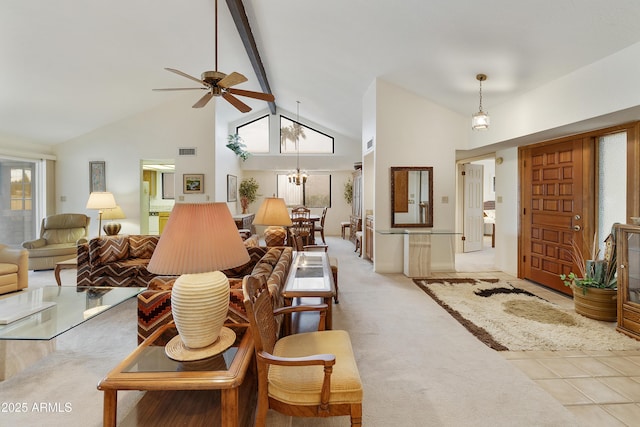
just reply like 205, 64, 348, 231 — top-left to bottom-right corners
54, 265, 62, 286
221, 387, 239, 427
103, 390, 117, 427
324, 297, 333, 330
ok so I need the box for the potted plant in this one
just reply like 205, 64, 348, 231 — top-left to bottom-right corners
560, 231, 617, 321
238, 177, 259, 214
226, 134, 250, 161
343, 179, 353, 205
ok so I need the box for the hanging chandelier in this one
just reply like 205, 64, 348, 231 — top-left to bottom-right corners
472, 73, 490, 130
287, 101, 308, 185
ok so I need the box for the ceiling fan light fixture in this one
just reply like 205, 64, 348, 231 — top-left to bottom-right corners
472, 73, 490, 130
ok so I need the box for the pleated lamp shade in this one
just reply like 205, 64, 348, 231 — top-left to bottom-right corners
147, 202, 250, 274
147, 202, 250, 361
253, 197, 293, 226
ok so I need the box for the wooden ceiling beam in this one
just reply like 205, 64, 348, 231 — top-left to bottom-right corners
226, 0, 276, 114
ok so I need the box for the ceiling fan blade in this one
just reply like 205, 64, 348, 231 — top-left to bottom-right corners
153, 87, 207, 91
218, 72, 248, 88
192, 92, 214, 108
222, 92, 252, 113
165, 68, 205, 85
225, 88, 275, 102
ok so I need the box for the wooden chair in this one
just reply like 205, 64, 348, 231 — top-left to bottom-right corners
242, 276, 362, 426
289, 217, 314, 246
314, 207, 328, 244
290, 206, 311, 220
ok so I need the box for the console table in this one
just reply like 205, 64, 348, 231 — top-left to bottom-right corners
282, 251, 336, 332
377, 230, 460, 277
232, 213, 255, 234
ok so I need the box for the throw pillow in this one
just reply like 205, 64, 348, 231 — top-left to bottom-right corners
90, 236, 129, 265
129, 235, 159, 259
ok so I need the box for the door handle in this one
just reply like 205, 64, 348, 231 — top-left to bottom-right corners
573, 225, 581, 231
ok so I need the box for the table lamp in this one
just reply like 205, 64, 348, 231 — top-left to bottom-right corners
253, 197, 293, 246
86, 192, 117, 237
147, 202, 250, 361
101, 205, 126, 236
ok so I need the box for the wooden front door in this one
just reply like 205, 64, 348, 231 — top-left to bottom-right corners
520, 137, 595, 295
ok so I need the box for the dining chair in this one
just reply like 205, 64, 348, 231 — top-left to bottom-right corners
290, 216, 314, 246
314, 207, 328, 244
291, 206, 311, 220
242, 275, 363, 427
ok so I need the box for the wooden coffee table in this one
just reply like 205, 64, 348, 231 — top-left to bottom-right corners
98, 322, 256, 427
54, 258, 77, 286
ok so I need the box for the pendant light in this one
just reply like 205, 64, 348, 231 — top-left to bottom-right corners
472, 74, 490, 130
287, 101, 308, 185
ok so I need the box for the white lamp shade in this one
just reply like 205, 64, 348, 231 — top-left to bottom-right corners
86, 192, 117, 210
147, 202, 250, 275
253, 197, 293, 226
102, 205, 126, 220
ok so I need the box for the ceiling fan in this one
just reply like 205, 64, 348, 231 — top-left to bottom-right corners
153, 0, 274, 112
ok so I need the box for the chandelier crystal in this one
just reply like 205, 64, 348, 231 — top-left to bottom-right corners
472, 74, 490, 130
287, 101, 307, 185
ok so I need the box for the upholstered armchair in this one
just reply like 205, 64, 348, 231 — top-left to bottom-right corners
243, 276, 362, 426
0, 244, 28, 295
22, 213, 90, 270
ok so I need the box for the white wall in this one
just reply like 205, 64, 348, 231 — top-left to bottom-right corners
468, 41, 640, 150
54, 95, 243, 237
368, 79, 468, 272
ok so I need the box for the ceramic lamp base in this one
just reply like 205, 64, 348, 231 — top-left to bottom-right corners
166, 271, 230, 360
103, 223, 121, 236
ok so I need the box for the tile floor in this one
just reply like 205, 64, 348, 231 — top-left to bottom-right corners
455, 241, 640, 427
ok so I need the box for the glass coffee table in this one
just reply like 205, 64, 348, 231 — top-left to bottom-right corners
0, 286, 143, 381
0, 286, 143, 340
98, 322, 255, 427
282, 251, 336, 332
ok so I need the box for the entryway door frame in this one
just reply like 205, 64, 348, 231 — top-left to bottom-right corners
518, 121, 640, 294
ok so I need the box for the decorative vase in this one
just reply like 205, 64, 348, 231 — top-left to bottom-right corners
240, 197, 249, 214
170, 271, 230, 350
572, 286, 617, 322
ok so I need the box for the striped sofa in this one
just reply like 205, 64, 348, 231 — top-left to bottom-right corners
137, 246, 293, 344
77, 235, 164, 288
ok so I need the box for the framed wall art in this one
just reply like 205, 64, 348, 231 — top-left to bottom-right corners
89, 161, 106, 193
227, 174, 237, 202
183, 174, 204, 194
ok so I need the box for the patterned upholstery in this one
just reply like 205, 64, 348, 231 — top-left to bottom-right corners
77, 235, 166, 288
137, 246, 294, 344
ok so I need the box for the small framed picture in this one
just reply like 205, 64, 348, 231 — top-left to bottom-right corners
183, 174, 204, 194
89, 161, 106, 193
227, 175, 237, 202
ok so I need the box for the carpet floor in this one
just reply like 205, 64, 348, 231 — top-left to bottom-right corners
0, 237, 582, 426
414, 278, 640, 352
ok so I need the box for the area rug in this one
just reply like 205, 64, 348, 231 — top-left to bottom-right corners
413, 278, 640, 351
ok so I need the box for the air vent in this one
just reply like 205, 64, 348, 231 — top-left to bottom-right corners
178, 147, 197, 156
366, 138, 374, 150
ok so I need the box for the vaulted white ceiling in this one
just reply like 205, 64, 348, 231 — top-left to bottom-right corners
3, 0, 640, 145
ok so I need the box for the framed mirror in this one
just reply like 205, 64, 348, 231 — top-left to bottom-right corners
391, 166, 433, 228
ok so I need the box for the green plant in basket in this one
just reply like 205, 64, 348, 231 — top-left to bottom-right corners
560, 230, 617, 294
